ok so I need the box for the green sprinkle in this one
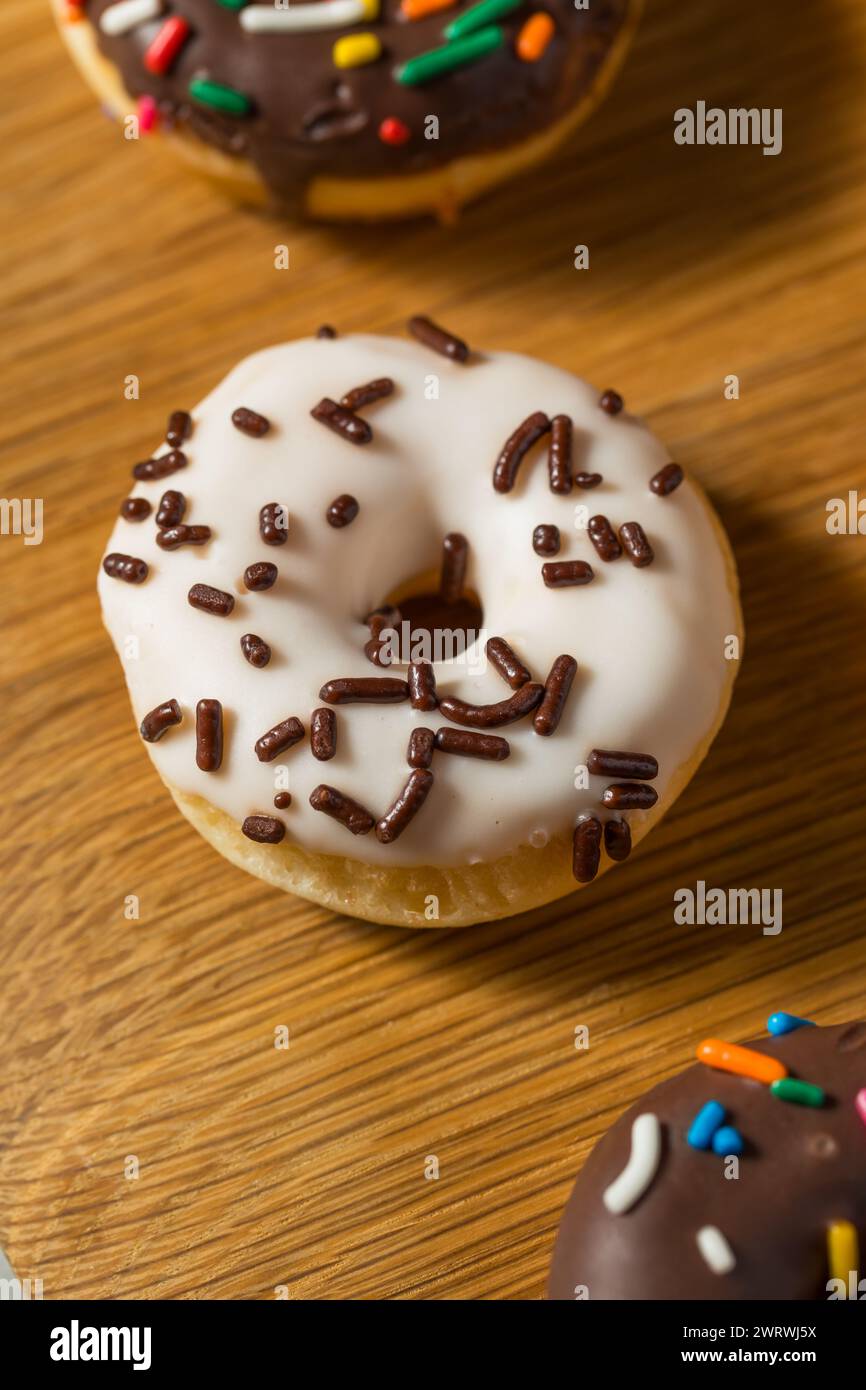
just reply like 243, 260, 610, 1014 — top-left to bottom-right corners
396, 25, 503, 86
770, 1077, 825, 1107
188, 78, 252, 117
216, 1, 248, 9
444, 0, 521, 40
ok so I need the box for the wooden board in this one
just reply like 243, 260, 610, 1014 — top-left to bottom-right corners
2, 0, 866, 1300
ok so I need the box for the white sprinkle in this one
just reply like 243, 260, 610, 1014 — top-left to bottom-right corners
240, 0, 377, 34
99, 0, 163, 36
696, 1225, 736, 1274
602, 1113, 662, 1214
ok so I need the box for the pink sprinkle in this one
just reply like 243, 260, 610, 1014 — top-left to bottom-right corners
856, 1088, 866, 1128
138, 95, 158, 135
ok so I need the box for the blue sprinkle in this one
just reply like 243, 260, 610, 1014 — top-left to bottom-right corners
767, 1012, 816, 1036
687, 1100, 725, 1150
712, 1125, 744, 1156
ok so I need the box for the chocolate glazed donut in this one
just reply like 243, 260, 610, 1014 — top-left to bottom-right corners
549, 1021, 866, 1300
58, 0, 640, 216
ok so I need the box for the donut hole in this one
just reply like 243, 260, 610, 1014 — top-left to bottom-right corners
375, 565, 484, 668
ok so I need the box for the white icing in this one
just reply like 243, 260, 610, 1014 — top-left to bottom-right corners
97, 333, 738, 868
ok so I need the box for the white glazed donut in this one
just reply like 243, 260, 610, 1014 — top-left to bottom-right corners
98, 320, 742, 927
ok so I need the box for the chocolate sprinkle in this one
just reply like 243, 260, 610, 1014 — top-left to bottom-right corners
340, 378, 394, 411
619, 521, 655, 567
364, 608, 397, 667
156, 524, 212, 550
599, 390, 624, 416
493, 411, 551, 493
319, 677, 409, 704
156, 490, 186, 528
310, 397, 372, 445
243, 561, 278, 591
650, 462, 684, 496
259, 502, 288, 546
602, 782, 659, 810
548, 415, 573, 494
575, 472, 603, 489
533, 654, 577, 736
232, 407, 271, 437
438, 682, 544, 729
139, 698, 182, 743
604, 818, 632, 861
309, 783, 375, 836
316, 325, 336, 339
587, 515, 622, 562
407, 727, 436, 768
542, 560, 594, 588
274, 791, 292, 810
103, 552, 148, 584
132, 450, 187, 481
408, 661, 438, 711
311, 706, 337, 761
573, 816, 602, 882
195, 698, 223, 772
532, 524, 560, 556
486, 637, 531, 690
120, 497, 151, 522
587, 749, 659, 780
242, 814, 285, 844
375, 768, 434, 844
166, 410, 192, 449
255, 715, 305, 763
440, 532, 468, 603
326, 494, 359, 528
188, 582, 235, 616
434, 728, 510, 761
407, 314, 468, 363
240, 633, 271, 668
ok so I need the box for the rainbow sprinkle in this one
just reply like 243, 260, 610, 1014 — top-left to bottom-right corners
333, 33, 382, 69
711, 1125, 744, 1156
827, 1220, 859, 1287
687, 1100, 725, 1150
770, 1077, 825, 1107
697, 1038, 787, 1085
396, 25, 503, 86
137, 94, 158, 134
188, 78, 252, 117
99, 0, 163, 36
443, 0, 521, 40
767, 1011, 815, 1036
144, 17, 191, 76
241, 0, 379, 32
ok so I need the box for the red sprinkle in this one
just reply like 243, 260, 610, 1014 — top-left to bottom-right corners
379, 116, 411, 146
144, 17, 191, 77
138, 95, 158, 134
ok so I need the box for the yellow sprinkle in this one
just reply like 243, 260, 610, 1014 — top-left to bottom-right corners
827, 1220, 859, 1285
359, 0, 381, 21
333, 32, 382, 68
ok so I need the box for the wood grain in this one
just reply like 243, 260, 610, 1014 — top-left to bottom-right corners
2, 0, 866, 1299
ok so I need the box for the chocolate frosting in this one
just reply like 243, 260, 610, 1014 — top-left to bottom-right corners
548, 1022, 866, 1300
83, 0, 631, 201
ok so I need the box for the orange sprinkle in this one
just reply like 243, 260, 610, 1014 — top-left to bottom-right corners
697, 1039, 787, 1085
516, 11, 555, 62
401, 0, 456, 19
62, 0, 86, 20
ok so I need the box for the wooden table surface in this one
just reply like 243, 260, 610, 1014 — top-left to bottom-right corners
2, 0, 866, 1300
